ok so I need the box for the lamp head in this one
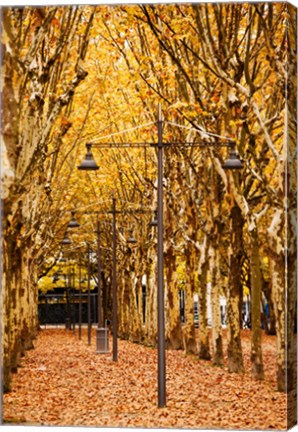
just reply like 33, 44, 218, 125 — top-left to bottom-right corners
222, 143, 243, 170
68, 211, 80, 228
59, 252, 67, 263
150, 210, 158, 227
127, 229, 137, 244
61, 233, 71, 245
77, 144, 99, 171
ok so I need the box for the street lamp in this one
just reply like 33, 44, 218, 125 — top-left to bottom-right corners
96, 220, 109, 354
61, 232, 71, 245
78, 254, 82, 340
52, 273, 60, 283
68, 211, 80, 228
77, 106, 243, 407
77, 144, 99, 171
150, 210, 158, 227
222, 142, 243, 170
111, 198, 118, 362
72, 212, 112, 353
59, 252, 67, 263
87, 244, 92, 346
71, 266, 76, 332
65, 214, 80, 332
127, 228, 137, 244
54, 271, 71, 330
69, 204, 119, 359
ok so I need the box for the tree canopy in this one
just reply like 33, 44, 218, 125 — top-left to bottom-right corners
1, 3, 296, 405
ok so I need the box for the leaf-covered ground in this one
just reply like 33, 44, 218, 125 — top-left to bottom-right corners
3, 328, 288, 429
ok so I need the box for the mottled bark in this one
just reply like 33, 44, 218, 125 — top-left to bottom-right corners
249, 226, 264, 380
164, 249, 182, 350
285, 5, 297, 426
268, 209, 288, 392
271, 249, 287, 392
182, 247, 198, 354
144, 252, 158, 346
2, 6, 94, 391
2, 233, 38, 392
198, 237, 211, 360
129, 272, 143, 343
117, 246, 142, 342
263, 277, 276, 335
210, 245, 224, 366
102, 269, 112, 325
118, 264, 130, 340
226, 206, 244, 374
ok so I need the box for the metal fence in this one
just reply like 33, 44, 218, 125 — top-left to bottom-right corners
38, 292, 98, 325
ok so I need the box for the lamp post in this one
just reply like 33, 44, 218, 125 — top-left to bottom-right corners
222, 142, 243, 170
67, 210, 111, 352
77, 106, 243, 407
68, 211, 80, 228
96, 220, 110, 354
112, 197, 118, 362
61, 232, 71, 245
78, 254, 82, 340
72, 265, 76, 332
127, 228, 137, 244
59, 238, 71, 329
65, 271, 72, 330
65, 216, 80, 333
157, 105, 166, 407
97, 220, 102, 327
87, 244, 92, 346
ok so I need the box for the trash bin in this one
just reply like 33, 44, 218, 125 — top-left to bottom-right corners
96, 327, 109, 354
65, 318, 71, 330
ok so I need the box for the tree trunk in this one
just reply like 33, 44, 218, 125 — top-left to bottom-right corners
249, 225, 264, 380
210, 245, 224, 366
134, 274, 146, 342
164, 250, 182, 349
198, 237, 211, 360
182, 246, 198, 354
118, 265, 130, 340
2, 232, 39, 392
268, 208, 295, 393
144, 252, 158, 346
226, 206, 244, 374
101, 270, 111, 325
1, 7, 94, 392
285, 6, 297, 424
271, 250, 287, 391
263, 277, 276, 335
129, 271, 143, 343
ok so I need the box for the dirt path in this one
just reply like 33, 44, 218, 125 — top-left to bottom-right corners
3, 328, 287, 429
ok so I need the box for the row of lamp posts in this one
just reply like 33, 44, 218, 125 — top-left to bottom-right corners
61, 203, 122, 356
60, 209, 139, 358
64, 211, 137, 354
60, 105, 242, 408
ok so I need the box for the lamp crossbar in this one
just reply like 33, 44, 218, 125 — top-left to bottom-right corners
89, 141, 233, 149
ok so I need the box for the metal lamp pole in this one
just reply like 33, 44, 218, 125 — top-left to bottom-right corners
97, 220, 102, 327
77, 105, 242, 406
72, 266, 76, 332
95, 219, 110, 354
87, 244, 91, 346
78, 254, 82, 340
157, 104, 166, 408
112, 197, 118, 362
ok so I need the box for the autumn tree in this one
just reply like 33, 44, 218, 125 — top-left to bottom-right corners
1, 2, 295, 398
1, 5, 95, 391
126, 2, 296, 387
